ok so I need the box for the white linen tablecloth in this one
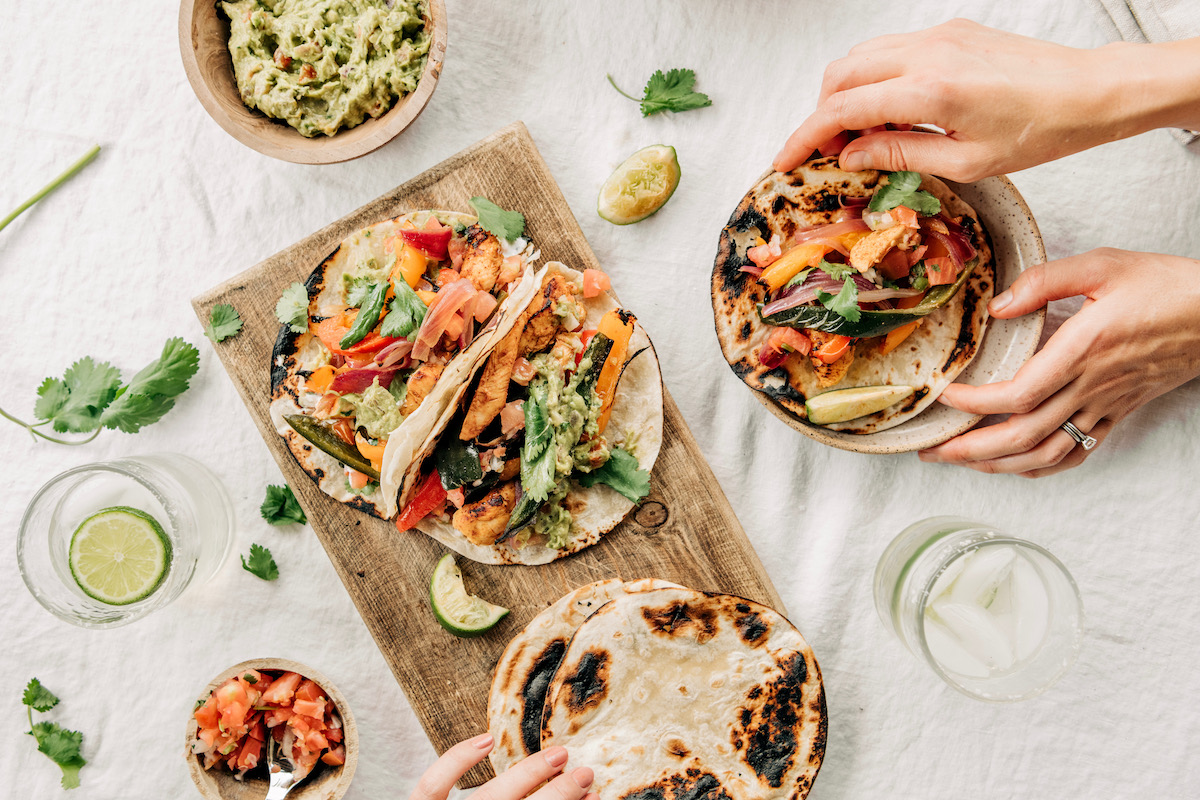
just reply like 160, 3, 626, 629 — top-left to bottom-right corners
4, 1, 1199, 797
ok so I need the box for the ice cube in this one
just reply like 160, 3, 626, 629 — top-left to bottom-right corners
924, 615, 990, 677
949, 545, 1017, 608
928, 551, 969, 603
1009, 554, 1050, 661
929, 600, 1015, 671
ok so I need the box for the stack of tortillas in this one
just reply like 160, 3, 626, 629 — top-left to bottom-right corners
487, 580, 827, 800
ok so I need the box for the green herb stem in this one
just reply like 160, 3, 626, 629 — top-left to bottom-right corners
0, 405, 101, 446
0, 145, 101, 235
606, 74, 640, 103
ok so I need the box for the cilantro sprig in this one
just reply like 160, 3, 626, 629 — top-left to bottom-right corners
261, 484, 307, 526
0, 338, 199, 445
23, 678, 86, 790
380, 278, 428, 339
608, 68, 712, 117
242, 543, 279, 581
816, 280, 862, 323
868, 171, 941, 216
2, 146, 100, 235
204, 304, 243, 343
468, 197, 525, 241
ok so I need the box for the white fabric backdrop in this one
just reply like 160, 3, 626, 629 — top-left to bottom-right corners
4, 1, 1199, 797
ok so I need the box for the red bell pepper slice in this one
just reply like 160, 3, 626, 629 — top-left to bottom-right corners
400, 218, 453, 260
395, 470, 448, 531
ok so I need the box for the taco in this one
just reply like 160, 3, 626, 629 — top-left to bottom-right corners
711, 157, 994, 433
269, 209, 541, 518
381, 262, 664, 565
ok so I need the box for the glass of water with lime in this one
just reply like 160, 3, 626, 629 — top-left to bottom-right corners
18, 454, 234, 628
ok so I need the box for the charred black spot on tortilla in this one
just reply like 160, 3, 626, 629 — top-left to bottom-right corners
771, 195, 790, 214
313, 468, 325, 479
642, 601, 719, 643
748, 686, 763, 700
941, 281, 983, 372
270, 324, 302, 393
522, 639, 566, 755
620, 770, 732, 800
739, 321, 752, 341
713, 233, 752, 292
666, 739, 690, 759
895, 387, 929, 415
805, 189, 842, 214
736, 651, 809, 788
736, 610, 769, 644
561, 648, 610, 715
755, 370, 806, 404
729, 202, 770, 236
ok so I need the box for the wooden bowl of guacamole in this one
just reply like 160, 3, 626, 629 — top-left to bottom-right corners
179, 0, 446, 164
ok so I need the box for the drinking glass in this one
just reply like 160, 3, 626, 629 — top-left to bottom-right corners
17, 454, 234, 628
874, 516, 1084, 702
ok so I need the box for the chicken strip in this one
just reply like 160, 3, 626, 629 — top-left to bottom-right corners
849, 225, 921, 271
460, 318, 522, 440
452, 481, 518, 546
519, 273, 581, 356
459, 224, 504, 293
808, 330, 855, 388
400, 362, 444, 416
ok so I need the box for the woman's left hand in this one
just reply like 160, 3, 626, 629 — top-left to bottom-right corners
919, 248, 1200, 477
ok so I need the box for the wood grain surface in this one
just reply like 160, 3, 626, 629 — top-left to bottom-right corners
178, 0, 447, 164
192, 123, 783, 788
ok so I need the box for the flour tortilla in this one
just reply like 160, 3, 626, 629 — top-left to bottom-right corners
269, 209, 533, 518
711, 157, 994, 433
541, 586, 827, 800
486, 578, 680, 775
392, 262, 664, 565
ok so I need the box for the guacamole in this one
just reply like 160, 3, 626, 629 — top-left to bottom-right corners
222, 0, 430, 138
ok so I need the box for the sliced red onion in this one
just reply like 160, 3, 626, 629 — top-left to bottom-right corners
840, 195, 870, 208
374, 339, 414, 369
412, 278, 475, 361
740, 264, 764, 276
850, 273, 877, 291
856, 288, 925, 302
792, 218, 869, 245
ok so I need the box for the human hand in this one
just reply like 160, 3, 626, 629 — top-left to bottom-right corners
918, 249, 1200, 477
773, 19, 1173, 181
410, 734, 597, 800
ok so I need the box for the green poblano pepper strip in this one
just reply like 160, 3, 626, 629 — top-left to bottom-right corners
283, 414, 379, 480
339, 282, 389, 350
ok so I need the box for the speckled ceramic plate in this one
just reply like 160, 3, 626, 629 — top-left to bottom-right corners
753, 174, 1046, 453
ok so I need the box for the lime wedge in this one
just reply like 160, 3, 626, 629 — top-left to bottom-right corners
68, 506, 171, 606
598, 144, 681, 225
805, 385, 915, 425
429, 553, 508, 637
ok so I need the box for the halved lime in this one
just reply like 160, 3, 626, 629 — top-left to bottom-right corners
429, 553, 508, 637
68, 506, 171, 605
598, 144, 681, 225
806, 385, 915, 425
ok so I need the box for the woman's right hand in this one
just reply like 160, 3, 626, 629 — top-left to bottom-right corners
410, 734, 597, 800
773, 19, 1193, 180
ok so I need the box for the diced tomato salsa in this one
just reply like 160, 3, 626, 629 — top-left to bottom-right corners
191, 669, 346, 782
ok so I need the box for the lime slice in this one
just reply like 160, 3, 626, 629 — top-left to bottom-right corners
598, 144, 681, 225
68, 506, 171, 605
429, 553, 509, 637
805, 385, 915, 425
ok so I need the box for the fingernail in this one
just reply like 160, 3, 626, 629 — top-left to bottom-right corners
471, 733, 494, 749
571, 767, 595, 789
543, 746, 568, 768
841, 150, 870, 171
918, 450, 940, 462
990, 290, 1012, 313
772, 150, 786, 169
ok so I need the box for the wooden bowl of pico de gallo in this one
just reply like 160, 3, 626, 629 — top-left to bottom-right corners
185, 658, 358, 800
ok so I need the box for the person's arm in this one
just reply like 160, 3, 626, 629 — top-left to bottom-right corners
773, 19, 1200, 180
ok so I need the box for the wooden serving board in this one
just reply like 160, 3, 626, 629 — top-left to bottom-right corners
193, 123, 783, 788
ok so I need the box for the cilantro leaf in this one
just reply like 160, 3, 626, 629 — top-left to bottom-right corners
275, 282, 309, 333
98, 339, 199, 433
241, 544, 279, 581
204, 304, 243, 343
609, 69, 712, 117
783, 268, 813, 290
379, 278, 428, 339
29, 722, 86, 789
344, 276, 376, 308
816, 279, 862, 322
23, 679, 59, 713
815, 259, 855, 281
520, 380, 556, 503
33, 358, 122, 434
260, 484, 307, 525
576, 447, 651, 503
868, 170, 941, 215
468, 197, 525, 241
